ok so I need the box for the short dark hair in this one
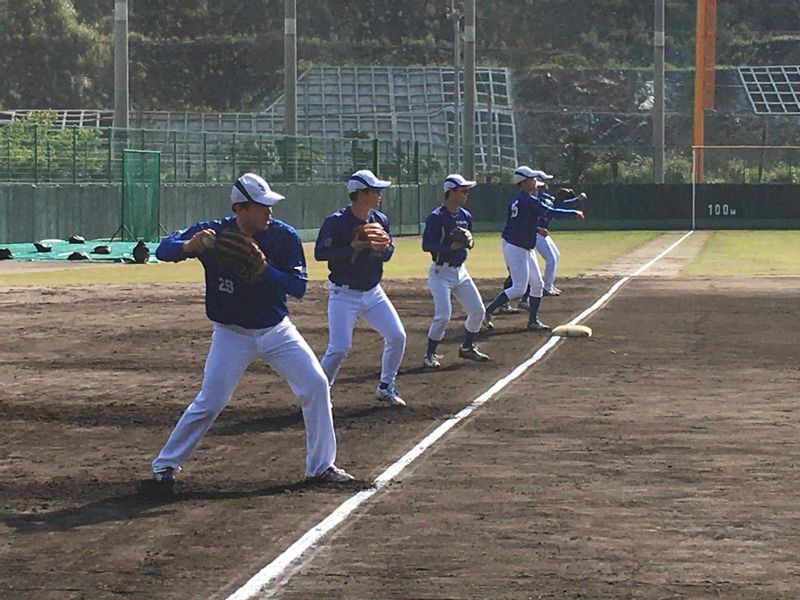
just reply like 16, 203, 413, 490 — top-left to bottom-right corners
232, 200, 259, 212
349, 187, 378, 202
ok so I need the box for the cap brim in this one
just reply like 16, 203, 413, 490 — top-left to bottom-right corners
255, 190, 285, 206
537, 174, 554, 180
372, 179, 391, 189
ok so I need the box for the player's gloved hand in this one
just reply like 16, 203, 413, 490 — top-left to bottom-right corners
553, 187, 575, 202
352, 223, 391, 253
448, 226, 474, 250
183, 229, 216, 255
574, 210, 585, 221
212, 230, 267, 280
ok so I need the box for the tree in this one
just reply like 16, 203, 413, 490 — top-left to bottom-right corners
0, 0, 107, 108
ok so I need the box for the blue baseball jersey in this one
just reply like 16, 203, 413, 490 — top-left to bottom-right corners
422, 205, 473, 267
156, 216, 307, 329
502, 190, 581, 250
536, 190, 580, 229
314, 206, 395, 291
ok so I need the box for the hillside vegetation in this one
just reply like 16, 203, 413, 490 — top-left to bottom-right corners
2, 0, 800, 111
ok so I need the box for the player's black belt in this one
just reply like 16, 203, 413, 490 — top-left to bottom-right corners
434, 260, 461, 267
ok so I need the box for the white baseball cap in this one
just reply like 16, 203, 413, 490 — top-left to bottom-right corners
231, 173, 285, 206
530, 169, 554, 181
443, 173, 477, 193
512, 166, 537, 184
347, 169, 392, 194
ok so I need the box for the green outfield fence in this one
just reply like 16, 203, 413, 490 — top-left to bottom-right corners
0, 124, 451, 185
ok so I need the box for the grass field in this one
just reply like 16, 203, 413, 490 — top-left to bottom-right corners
683, 230, 800, 276
1, 230, 799, 286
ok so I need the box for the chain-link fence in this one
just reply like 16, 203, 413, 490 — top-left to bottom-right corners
0, 123, 453, 185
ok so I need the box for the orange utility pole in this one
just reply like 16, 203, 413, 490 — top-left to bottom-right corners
693, 0, 717, 183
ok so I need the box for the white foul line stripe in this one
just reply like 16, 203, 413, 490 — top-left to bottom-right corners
226, 230, 694, 600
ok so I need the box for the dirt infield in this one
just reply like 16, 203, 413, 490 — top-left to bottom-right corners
2, 275, 799, 598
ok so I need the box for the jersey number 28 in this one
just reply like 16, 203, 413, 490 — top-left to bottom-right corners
218, 277, 235, 294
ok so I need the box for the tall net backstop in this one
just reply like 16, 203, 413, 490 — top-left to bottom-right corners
121, 149, 161, 242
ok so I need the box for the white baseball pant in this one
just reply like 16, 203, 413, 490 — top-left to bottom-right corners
320, 283, 407, 387
535, 234, 560, 290
502, 239, 544, 300
427, 263, 485, 341
152, 318, 337, 478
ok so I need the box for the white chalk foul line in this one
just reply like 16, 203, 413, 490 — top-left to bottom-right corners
226, 230, 694, 600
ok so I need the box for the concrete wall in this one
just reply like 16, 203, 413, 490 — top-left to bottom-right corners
2, 183, 799, 244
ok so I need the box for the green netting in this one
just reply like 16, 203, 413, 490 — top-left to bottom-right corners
122, 149, 161, 241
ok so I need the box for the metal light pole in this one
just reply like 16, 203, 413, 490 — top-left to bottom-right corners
653, 0, 665, 183
463, 0, 475, 178
284, 0, 297, 136
450, 2, 462, 172
113, 0, 129, 129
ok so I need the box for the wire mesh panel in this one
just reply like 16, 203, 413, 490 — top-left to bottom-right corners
738, 66, 800, 115
133, 66, 517, 175
122, 149, 161, 242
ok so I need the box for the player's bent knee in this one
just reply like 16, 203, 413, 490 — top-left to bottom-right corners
325, 348, 350, 364
505, 284, 527, 299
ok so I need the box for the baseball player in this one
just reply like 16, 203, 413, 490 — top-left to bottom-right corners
421, 174, 489, 368
531, 169, 587, 296
151, 173, 354, 486
483, 166, 585, 331
315, 169, 407, 406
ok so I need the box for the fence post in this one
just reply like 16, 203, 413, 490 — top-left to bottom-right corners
308, 136, 313, 182
414, 141, 420, 184
331, 138, 338, 181
202, 132, 208, 182
33, 125, 38, 184
406, 140, 411, 185
107, 131, 113, 182
173, 130, 178, 182
232, 133, 237, 180
72, 127, 78, 183
372, 138, 379, 176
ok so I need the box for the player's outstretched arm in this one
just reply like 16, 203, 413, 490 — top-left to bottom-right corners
156, 223, 216, 262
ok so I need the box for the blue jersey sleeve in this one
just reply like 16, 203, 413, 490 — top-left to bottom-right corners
156, 221, 217, 262
260, 225, 308, 299
314, 215, 356, 262
422, 211, 451, 255
536, 197, 581, 219
376, 213, 395, 262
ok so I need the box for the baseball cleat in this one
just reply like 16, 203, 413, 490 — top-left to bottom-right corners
376, 383, 407, 406
152, 466, 178, 483
526, 319, 551, 331
543, 286, 561, 296
497, 304, 520, 315
423, 354, 442, 368
481, 317, 495, 331
517, 299, 530, 310
458, 345, 490, 362
308, 465, 356, 484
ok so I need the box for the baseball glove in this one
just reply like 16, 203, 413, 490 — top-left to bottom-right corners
448, 226, 474, 249
212, 230, 267, 280
353, 222, 391, 252
553, 187, 575, 203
